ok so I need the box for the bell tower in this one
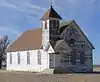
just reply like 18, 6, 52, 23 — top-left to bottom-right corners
41, 5, 62, 49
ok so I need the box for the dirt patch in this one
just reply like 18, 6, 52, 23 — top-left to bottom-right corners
0, 71, 100, 82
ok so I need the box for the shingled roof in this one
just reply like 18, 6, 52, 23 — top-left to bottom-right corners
6, 28, 42, 52
6, 20, 94, 52
6, 21, 71, 52
41, 6, 62, 20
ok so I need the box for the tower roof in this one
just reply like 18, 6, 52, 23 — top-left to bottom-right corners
41, 6, 62, 20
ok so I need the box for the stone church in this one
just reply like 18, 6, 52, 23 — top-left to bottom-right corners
6, 6, 95, 73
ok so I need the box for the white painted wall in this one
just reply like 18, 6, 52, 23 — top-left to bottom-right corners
7, 49, 49, 72
42, 20, 49, 49
7, 49, 92, 72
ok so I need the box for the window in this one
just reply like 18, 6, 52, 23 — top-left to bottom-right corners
50, 20, 54, 30
45, 20, 47, 29
56, 20, 59, 27
70, 51, 76, 65
50, 20, 57, 30
37, 51, 41, 65
10, 53, 12, 64
17, 53, 20, 64
67, 53, 70, 64
80, 52, 85, 64
27, 52, 30, 64
60, 52, 70, 64
76, 51, 80, 59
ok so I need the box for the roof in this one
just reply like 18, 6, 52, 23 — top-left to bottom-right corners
60, 20, 95, 49
54, 40, 72, 53
6, 20, 95, 52
72, 20, 95, 49
60, 20, 73, 27
6, 28, 42, 52
59, 20, 73, 34
41, 6, 62, 20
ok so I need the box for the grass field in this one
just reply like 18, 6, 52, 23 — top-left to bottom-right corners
94, 68, 100, 72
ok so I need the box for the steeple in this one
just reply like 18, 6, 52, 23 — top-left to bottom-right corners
41, 5, 62, 20
50, 1, 53, 8
41, 5, 62, 49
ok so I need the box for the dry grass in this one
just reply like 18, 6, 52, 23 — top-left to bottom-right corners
93, 67, 100, 72
0, 70, 100, 82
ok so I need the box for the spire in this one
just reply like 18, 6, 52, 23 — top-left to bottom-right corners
50, 1, 53, 8
41, 3, 62, 20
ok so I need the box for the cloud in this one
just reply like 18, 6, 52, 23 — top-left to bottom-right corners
24, 3, 46, 11
0, 0, 46, 40
0, 0, 98, 39
0, 0, 20, 10
0, 0, 46, 18
0, 25, 22, 42
0, 26, 20, 36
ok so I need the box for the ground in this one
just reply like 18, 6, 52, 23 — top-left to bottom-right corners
0, 67, 100, 82
0, 70, 100, 82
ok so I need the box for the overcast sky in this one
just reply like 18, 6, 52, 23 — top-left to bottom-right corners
0, 0, 100, 64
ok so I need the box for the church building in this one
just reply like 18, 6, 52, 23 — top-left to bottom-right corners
6, 6, 95, 73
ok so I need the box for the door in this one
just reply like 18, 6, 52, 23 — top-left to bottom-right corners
49, 53, 54, 69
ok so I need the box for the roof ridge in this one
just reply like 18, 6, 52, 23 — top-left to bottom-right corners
41, 6, 62, 20
24, 28, 41, 34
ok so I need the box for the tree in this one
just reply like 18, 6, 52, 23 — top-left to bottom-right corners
0, 36, 9, 69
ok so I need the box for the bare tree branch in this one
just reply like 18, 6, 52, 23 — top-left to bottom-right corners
0, 35, 9, 69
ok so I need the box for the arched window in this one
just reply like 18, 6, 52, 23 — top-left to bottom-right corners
37, 51, 41, 65
10, 53, 12, 64
27, 52, 30, 64
17, 53, 20, 64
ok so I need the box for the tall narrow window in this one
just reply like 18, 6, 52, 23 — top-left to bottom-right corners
37, 51, 41, 65
45, 20, 47, 29
50, 20, 56, 31
27, 52, 30, 64
56, 20, 59, 27
70, 51, 76, 65
80, 52, 85, 64
10, 53, 12, 64
17, 53, 20, 64
76, 51, 80, 64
